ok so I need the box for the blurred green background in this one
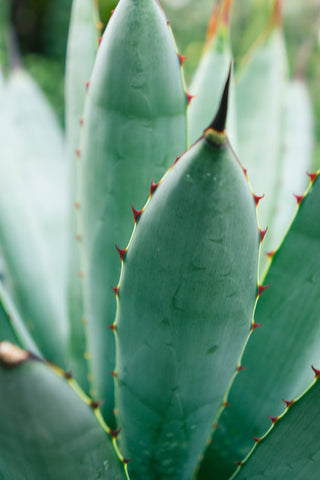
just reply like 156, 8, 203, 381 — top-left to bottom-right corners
7, 0, 320, 156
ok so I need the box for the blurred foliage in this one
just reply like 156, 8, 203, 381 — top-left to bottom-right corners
23, 54, 65, 125
7, 0, 320, 163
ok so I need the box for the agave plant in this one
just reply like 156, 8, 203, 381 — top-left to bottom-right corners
0, 0, 319, 479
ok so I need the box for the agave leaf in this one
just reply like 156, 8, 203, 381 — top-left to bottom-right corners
79, 0, 187, 425
7, 69, 68, 287
233, 373, 320, 479
0, 286, 41, 356
115, 81, 259, 479
65, 0, 100, 394
188, 0, 237, 148
266, 78, 313, 256
235, 4, 288, 273
196, 173, 320, 479
0, 70, 67, 366
0, 342, 126, 480
0, 298, 20, 345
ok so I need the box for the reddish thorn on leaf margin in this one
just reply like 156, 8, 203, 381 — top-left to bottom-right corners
266, 250, 276, 259
259, 227, 268, 243
258, 284, 270, 297
252, 322, 262, 330
85, 81, 90, 92
294, 194, 304, 205
253, 193, 264, 207
131, 205, 143, 223
110, 371, 117, 378
150, 179, 159, 195
111, 286, 119, 297
178, 53, 188, 66
307, 172, 318, 183
242, 167, 248, 179
253, 436, 261, 443
110, 428, 121, 439
64, 370, 73, 380
108, 323, 116, 331
234, 461, 243, 466
90, 400, 103, 410
123, 458, 132, 465
268, 415, 278, 424
115, 245, 126, 261
98, 36, 102, 46
312, 365, 320, 378
76, 148, 81, 158
237, 365, 245, 372
223, 401, 230, 407
283, 399, 294, 408
186, 92, 196, 105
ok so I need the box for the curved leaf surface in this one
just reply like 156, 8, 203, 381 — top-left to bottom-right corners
79, 0, 187, 425
0, 342, 126, 480
196, 173, 320, 479
115, 119, 259, 479
65, 0, 100, 394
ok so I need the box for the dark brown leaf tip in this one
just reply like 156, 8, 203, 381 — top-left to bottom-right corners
207, 62, 232, 133
0, 341, 31, 368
